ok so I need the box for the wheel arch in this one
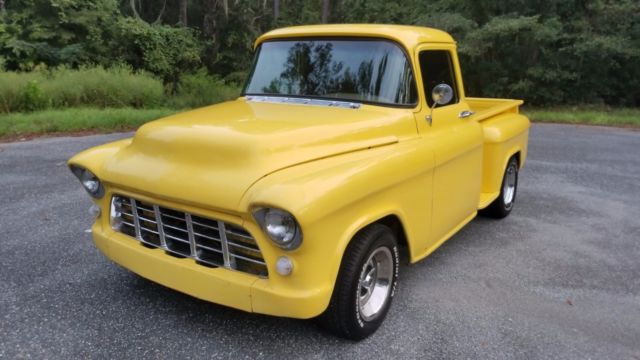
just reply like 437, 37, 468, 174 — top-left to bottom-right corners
495, 149, 522, 191
342, 212, 412, 266
374, 214, 409, 251
507, 149, 521, 170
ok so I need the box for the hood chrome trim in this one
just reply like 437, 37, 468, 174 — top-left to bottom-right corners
246, 95, 361, 109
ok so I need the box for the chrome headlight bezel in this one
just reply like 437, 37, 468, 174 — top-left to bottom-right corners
109, 196, 123, 230
252, 207, 303, 250
69, 165, 104, 199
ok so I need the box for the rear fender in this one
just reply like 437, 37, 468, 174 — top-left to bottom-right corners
480, 113, 529, 196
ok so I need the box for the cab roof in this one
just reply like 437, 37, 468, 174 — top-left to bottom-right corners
255, 24, 455, 51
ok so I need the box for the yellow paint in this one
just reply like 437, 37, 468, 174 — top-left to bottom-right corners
256, 24, 456, 49
69, 25, 529, 319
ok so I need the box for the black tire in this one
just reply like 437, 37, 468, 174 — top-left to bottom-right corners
317, 224, 399, 340
482, 156, 519, 219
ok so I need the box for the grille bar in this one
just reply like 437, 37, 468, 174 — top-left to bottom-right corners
153, 205, 168, 249
192, 219, 218, 231
130, 198, 142, 240
185, 213, 197, 257
111, 195, 268, 277
218, 221, 235, 269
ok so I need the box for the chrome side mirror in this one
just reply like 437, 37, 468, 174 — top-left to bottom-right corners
426, 83, 453, 126
431, 83, 453, 106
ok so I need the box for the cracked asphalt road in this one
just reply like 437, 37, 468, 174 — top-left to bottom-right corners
1, 123, 639, 359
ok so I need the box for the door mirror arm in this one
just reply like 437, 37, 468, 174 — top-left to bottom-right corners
426, 83, 454, 126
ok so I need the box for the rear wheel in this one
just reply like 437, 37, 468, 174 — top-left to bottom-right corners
483, 156, 519, 218
318, 224, 399, 340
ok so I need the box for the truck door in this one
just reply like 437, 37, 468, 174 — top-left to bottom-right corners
413, 45, 483, 252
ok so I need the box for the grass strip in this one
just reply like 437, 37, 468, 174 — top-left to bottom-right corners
523, 107, 640, 127
0, 108, 178, 139
1, 106, 638, 142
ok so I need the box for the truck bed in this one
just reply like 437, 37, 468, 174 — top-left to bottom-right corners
466, 97, 524, 122
466, 97, 529, 209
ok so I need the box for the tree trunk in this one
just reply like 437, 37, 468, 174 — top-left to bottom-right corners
274, 0, 279, 20
179, 0, 188, 26
0, 0, 5, 14
152, 0, 167, 24
222, 0, 228, 17
130, 0, 141, 19
203, 0, 215, 36
321, 0, 330, 23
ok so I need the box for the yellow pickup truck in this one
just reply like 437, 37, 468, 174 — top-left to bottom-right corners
69, 24, 529, 340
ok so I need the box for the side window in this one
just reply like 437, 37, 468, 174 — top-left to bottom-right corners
419, 50, 459, 107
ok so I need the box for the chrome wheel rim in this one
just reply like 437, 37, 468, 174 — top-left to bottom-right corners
503, 163, 517, 208
357, 247, 394, 322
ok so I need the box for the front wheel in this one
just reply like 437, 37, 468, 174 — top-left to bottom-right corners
317, 224, 399, 340
483, 156, 519, 218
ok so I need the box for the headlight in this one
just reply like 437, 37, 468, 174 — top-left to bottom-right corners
70, 165, 104, 199
253, 207, 302, 250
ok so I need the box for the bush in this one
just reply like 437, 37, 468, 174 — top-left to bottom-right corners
0, 66, 164, 113
224, 71, 249, 87
170, 70, 241, 109
0, 71, 43, 113
20, 80, 48, 111
0, 66, 241, 114
115, 18, 202, 84
42, 66, 164, 108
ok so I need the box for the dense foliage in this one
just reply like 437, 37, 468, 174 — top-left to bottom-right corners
1, 0, 639, 106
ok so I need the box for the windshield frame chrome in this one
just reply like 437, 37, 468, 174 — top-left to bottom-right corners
245, 95, 362, 109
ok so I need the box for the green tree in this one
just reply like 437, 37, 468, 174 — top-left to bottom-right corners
114, 17, 201, 85
1, 0, 122, 69
0, 0, 638, 105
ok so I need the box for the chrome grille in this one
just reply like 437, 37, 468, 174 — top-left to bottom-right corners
111, 195, 268, 277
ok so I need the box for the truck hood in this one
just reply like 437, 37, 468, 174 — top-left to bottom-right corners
102, 99, 416, 211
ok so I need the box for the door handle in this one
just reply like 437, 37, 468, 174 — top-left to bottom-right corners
459, 110, 475, 119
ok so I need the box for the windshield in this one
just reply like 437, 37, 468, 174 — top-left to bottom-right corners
243, 39, 417, 106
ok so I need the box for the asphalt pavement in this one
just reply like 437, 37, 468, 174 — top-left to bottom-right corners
1, 123, 639, 359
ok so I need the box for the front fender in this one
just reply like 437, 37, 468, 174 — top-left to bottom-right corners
67, 138, 133, 209
67, 138, 133, 178
240, 139, 434, 317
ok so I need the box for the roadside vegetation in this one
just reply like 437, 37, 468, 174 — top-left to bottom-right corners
0, 67, 240, 114
1, 1, 638, 140
2, 101, 637, 142
524, 108, 640, 128
0, 67, 240, 140
0, 67, 638, 140
0, 108, 177, 138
